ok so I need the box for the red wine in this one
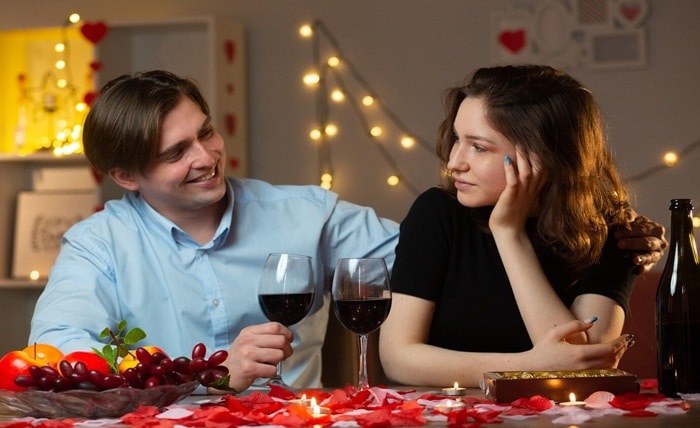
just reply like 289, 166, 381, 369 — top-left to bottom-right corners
259, 292, 314, 326
657, 321, 700, 395
333, 297, 391, 335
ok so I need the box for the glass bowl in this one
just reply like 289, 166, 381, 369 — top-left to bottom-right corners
0, 381, 198, 419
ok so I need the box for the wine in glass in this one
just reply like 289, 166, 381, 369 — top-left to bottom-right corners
331, 257, 391, 390
257, 253, 315, 387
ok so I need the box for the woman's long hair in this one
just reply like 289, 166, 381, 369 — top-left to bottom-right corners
437, 65, 630, 273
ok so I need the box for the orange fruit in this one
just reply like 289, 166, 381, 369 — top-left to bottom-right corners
21, 343, 64, 369
118, 346, 165, 373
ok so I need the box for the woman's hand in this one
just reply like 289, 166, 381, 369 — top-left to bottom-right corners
526, 320, 634, 371
489, 147, 546, 233
211, 322, 293, 393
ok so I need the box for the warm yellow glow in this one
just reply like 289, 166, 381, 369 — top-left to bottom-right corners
71, 125, 81, 140
76, 102, 87, 112
57, 79, 67, 88
387, 175, 399, 186
320, 181, 332, 190
362, 96, 374, 106
663, 152, 678, 166
694, 217, 700, 228
299, 24, 313, 38
303, 72, 320, 85
321, 173, 333, 183
401, 136, 415, 149
68, 13, 81, 24
325, 124, 338, 136
29, 270, 41, 280
55, 42, 65, 53
369, 126, 383, 137
309, 129, 322, 140
55, 59, 66, 70
57, 119, 68, 129
330, 89, 345, 102
327, 56, 340, 67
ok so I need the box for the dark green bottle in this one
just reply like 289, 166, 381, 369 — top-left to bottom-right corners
656, 199, 700, 396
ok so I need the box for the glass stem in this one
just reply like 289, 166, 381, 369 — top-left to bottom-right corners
358, 333, 369, 390
270, 362, 284, 384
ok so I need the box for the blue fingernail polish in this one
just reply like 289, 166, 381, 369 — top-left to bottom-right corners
589, 316, 598, 323
504, 155, 511, 165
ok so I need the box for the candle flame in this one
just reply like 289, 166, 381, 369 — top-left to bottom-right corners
569, 392, 576, 402
454, 382, 459, 389
311, 397, 317, 407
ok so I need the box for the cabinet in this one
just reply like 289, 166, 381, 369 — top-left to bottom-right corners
0, 16, 248, 355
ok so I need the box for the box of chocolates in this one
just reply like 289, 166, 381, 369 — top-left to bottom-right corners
482, 369, 639, 403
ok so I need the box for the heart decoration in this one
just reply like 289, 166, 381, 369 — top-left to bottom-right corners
225, 113, 236, 136
89, 61, 102, 72
83, 91, 98, 106
617, 0, 648, 27
499, 29, 526, 54
229, 157, 240, 170
226, 83, 235, 94
224, 40, 236, 64
80, 21, 109, 44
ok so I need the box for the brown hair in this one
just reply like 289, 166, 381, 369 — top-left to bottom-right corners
83, 70, 210, 176
436, 65, 629, 271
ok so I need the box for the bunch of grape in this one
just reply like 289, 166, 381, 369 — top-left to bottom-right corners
14, 343, 229, 392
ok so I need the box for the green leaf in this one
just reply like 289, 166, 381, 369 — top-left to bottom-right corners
123, 328, 147, 345
207, 375, 237, 392
98, 327, 111, 340
116, 320, 127, 334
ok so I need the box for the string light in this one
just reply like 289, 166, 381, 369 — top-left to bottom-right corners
302, 19, 699, 194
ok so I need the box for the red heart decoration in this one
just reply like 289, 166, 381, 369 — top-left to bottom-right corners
83, 91, 98, 106
226, 83, 235, 94
224, 40, 236, 63
499, 29, 526, 54
89, 61, 102, 71
225, 113, 236, 136
229, 157, 240, 169
621, 5, 640, 21
80, 21, 109, 44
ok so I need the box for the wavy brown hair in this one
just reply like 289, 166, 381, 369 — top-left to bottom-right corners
83, 70, 210, 176
437, 65, 630, 271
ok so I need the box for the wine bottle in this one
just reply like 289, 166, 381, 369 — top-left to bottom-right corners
656, 199, 700, 396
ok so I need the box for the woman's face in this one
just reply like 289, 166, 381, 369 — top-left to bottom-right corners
447, 97, 517, 208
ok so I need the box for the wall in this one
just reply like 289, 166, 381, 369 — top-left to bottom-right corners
4, 0, 698, 228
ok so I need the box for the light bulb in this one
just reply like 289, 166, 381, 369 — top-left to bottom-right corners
55, 43, 66, 53
321, 173, 333, 183
325, 124, 338, 136
299, 24, 313, 38
401, 136, 415, 149
309, 129, 322, 140
320, 181, 332, 190
387, 175, 400, 186
303, 73, 320, 85
327, 56, 340, 67
694, 217, 700, 228
369, 126, 382, 137
362, 96, 374, 106
331, 89, 345, 102
55, 60, 66, 70
68, 13, 81, 24
663, 151, 678, 166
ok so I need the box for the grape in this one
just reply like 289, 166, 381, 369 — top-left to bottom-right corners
14, 343, 230, 393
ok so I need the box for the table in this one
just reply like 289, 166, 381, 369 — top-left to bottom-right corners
1, 386, 697, 427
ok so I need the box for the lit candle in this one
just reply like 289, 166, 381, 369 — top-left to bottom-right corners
441, 381, 467, 396
560, 392, 586, 407
310, 397, 330, 417
434, 399, 466, 413
289, 393, 312, 406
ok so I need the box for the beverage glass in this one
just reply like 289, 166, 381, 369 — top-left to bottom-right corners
257, 253, 315, 388
331, 257, 391, 390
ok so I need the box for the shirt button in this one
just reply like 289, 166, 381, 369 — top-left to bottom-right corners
212, 299, 220, 306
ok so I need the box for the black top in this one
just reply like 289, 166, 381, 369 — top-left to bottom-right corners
390, 187, 637, 353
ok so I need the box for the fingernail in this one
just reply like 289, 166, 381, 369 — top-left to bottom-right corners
626, 334, 636, 348
504, 155, 511, 165
583, 316, 598, 324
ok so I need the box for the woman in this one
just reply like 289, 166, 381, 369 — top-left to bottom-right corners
379, 65, 642, 387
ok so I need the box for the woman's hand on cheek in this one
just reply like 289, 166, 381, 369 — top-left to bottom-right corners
489, 147, 544, 232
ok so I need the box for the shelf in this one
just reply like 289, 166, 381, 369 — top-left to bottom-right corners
0, 277, 46, 290
0, 152, 87, 163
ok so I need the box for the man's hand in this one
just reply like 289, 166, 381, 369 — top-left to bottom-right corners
210, 322, 293, 394
615, 210, 668, 273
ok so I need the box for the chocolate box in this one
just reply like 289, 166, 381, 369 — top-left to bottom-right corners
482, 369, 640, 403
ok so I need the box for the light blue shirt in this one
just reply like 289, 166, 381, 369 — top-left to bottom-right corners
29, 177, 398, 389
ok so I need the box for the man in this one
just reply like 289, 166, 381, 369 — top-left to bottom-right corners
29, 70, 666, 393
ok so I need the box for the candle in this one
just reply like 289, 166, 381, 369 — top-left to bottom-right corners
442, 381, 467, 396
310, 397, 330, 417
560, 392, 586, 407
289, 393, 312, 406
434, 399, 466, 413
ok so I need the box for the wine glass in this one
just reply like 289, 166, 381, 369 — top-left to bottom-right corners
331, 257, 392, 390
257, 253, 315, 388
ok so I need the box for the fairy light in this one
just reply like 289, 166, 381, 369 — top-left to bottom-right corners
387, 175, 400, 186
303, 72, 320, 86
54, 43, 65, 53
369, 126, 383, 137
325, 124, 338, 137
68, 13, 81, 24
330, 89, 345, 102
663, 151, 678, 166
694, 217, 700, 228
309, 128, 322, 140
299, 24, 313, 38
362, 95, 374, 106
327, 56, 340, 67
401, 136, 415, 149
55, 59, 66, 70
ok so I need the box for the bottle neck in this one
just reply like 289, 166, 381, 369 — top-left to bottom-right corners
668, 208, 699, 263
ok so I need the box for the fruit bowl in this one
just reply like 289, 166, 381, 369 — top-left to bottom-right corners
0, 381, 198, 419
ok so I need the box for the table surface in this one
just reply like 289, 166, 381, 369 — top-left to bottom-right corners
1, 386, 697, 427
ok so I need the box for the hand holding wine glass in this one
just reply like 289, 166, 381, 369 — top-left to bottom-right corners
257, 253, 314, 388
331, 257, 391, 390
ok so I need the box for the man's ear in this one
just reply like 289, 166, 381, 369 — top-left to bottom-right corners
108, 168, 140, 192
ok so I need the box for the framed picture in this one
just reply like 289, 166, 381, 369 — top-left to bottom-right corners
12, 191, 99, 279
